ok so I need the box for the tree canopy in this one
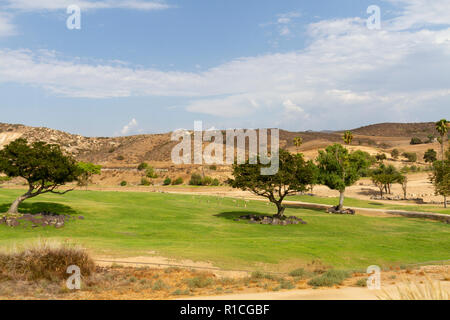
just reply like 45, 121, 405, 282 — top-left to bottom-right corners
316, 144, 371, 210
0, 139, 80, 214
228, 149, 317, 217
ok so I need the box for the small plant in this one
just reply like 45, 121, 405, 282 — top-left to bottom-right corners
307, 270, 351, 287
137, 162, 149, 171
171, 289, 189, 296
172, 177, 183, 185
279, 279, 295, 289
288, 268, 312, 279
120, 180, 127, 186
189, 173, 203, 186
116, 155, 125, 161
186, 276, 213, 288
140, 177, 151, 186
209, 165, 217, 171
152, 279, 167, 291
410, 137, 422, 145
146, 167, 158, 179
355, 278, 367, 287
211, 178, 220, 186
163, 177, 172, 186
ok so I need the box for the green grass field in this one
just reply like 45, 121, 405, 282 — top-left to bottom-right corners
0, 189, 449, 271
288, 195, 450, 215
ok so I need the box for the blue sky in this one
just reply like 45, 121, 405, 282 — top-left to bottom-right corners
0, 0, 449, 136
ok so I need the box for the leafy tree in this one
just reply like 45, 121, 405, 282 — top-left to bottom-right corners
343, 131, 353, 145
423, 149, 437, 163
397, 174, 408, 200
228, 149, 317, 217
391, 149, 400, 159
370, 164, 403, 197
430, 148, 450, 208
0, 139, 80, 214
435, 119, 449, 160
293, 137, 303, 153
427, 134, 435, 143
316, 144, 371, 211
410, 137, 422, 145
76, 162, 101, 190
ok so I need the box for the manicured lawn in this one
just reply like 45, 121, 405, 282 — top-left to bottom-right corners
288, 195, 450, 215
0, 189, 449, 271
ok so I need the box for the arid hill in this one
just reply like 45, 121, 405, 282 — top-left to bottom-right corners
0, 121, 442, 167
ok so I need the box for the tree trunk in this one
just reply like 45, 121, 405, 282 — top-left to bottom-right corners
7, 195, 29, 214
274, 201, 285, 218
338, 191, 345, 211
445, 195, 448, 209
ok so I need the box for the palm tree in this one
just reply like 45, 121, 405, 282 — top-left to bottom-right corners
343, 131, 353, 145
293, 137, 303, 153
435, 119, 449, 160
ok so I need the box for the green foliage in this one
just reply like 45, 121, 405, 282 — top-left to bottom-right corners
371, 164, 404, 196
0, 176, 11, 183
430, 150, 450, 205
186, 276, 213, 288
410, 137, 422, 145
424, 149, 437, 163
120, 180, 127, 186
343, 131, 353, 145
140, 177, 151, 186
402, 152, 417, 162
228, 149, 318, 216
163, 177, 172, 186
171, 177, 183, 185
209, 165, 217, 171
391, 149, 400, 159
316, 144, 371, 192
189, 173, 203, 186
375, 153, 387, 162
116, 155, 125, 161
201, 176, 213, 186
355, 278, 368, 287
76, 162, 102, 188
0, 138, 80, 213
211, 178, 220, 186
307, 270, 350, 287
145, 167, 158, 178
137, 162, 149, 171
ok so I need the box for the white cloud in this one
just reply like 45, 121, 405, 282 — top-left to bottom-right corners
120, 118, 138, 135
4, 0, 171, 11
0, 13, 17, 37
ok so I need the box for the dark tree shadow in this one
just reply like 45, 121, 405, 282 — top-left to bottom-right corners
357, 188, 379, 196
214, 211, 266, 220
0, 202, 78, 216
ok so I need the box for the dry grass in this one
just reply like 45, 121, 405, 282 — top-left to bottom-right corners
0, 239, 95, 281
379, 279, 449, 300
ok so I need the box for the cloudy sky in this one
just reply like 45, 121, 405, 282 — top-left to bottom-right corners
0, 0, 449, 136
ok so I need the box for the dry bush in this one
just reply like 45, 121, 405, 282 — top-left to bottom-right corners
0, 240, 95, 281
379, 279, 449, 300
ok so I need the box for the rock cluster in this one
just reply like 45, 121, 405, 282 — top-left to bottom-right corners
236, 214, 307, 225
0, 212, 84, 228
327, 206, 355, 215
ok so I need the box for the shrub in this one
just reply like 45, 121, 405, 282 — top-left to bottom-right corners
172, 177, 183, 185
152, 279, 168, 291
410, 137, 422, 145
307, 270, 350, 287
116, 155, 125, 161
201, 176, 213, 186
209, 165, 217, 171
279, 279, 295, 289
0, 240, 95, 281
391, 149, 400, 159
145, 167, 158, 178
120, 180, 127, 186
137, 162, 149, 171
189, 173, 203, 186
163, 177, 172, 186
355, 278, 368, 287
288, 268, 310, 278
186, 276, 213, 288
402, 152, 417, 162
211, 178, 220, 186
140, 177, 151, 186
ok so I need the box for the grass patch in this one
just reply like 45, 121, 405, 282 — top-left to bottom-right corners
0, 189, 448, 270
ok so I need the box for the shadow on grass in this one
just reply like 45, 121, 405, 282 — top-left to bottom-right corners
214, 211, 266, 220
0, 202, 78, 216
368, 202, 383, 206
